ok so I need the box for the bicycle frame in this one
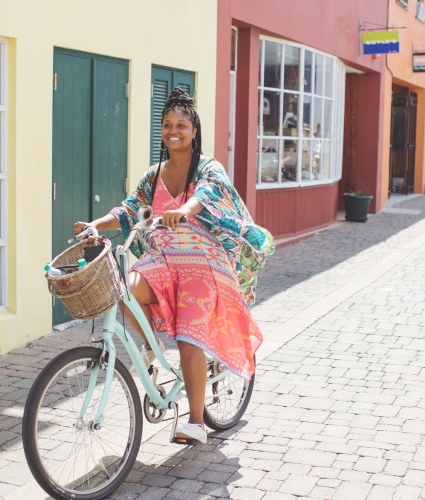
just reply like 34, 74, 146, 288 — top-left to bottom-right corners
77, 241, 230, 433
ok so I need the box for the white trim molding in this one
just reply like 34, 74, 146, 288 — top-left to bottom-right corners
0, 38, 7, 308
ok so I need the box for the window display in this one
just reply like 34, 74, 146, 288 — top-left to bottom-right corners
257, 38, 345, 187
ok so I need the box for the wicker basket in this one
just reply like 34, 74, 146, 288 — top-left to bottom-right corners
47, 238, 123, 320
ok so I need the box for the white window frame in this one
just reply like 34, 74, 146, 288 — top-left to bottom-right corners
0, 38, 7, 308
257, 35, 345, 190
228, 26, 238, 184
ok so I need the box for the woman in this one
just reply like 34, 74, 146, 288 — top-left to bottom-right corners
74, 88, 275, 444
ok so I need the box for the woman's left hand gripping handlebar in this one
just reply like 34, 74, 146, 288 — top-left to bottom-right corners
162, 208, 190, 231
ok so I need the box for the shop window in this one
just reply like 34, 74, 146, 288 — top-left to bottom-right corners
0, 40, 7, 307
257, 37, 345, 188
417, 1, 425, 22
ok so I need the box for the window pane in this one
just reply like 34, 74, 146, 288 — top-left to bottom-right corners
257, 139, 260, 183
312, 137, 321, 180
323, 99, 332, 138
258, 90, 261, 135
304, 50, 313, 93
263, 90, 280, 136
284, 45, 300, 91
231, 29, 237, 72
261, 138, 279, 183
303, 95, 312, 136
325, 58, 333, 98
322, 141, 330, 179
258, 39, 262, 86
301, 140, 311, 181
282, 140, 298, 182
313, 97, 322, 140
264, 41, 282, 88
282, 93, 298, 136
315, 54, 323, 95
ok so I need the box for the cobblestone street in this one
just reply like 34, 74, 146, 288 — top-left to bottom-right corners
1, 195, 425, 500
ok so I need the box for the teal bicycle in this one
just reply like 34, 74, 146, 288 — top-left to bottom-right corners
22, 206, 255, 500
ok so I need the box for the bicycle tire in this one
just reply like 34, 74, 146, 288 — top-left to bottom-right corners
203, 358, 255, 431
22, 346, 143, 500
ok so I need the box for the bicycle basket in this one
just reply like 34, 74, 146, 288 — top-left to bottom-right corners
46, 238, 123, 320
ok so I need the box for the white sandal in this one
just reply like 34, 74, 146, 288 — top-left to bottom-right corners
175, 423, 207, 445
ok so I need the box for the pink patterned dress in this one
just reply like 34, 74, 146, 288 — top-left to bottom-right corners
130, 175, 262, 379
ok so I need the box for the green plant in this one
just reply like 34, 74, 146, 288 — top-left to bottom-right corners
344, 190, 365, 196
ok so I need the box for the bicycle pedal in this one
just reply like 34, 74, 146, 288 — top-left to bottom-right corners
172, 437, 197, 446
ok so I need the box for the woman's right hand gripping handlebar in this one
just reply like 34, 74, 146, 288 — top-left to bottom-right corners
73, 214, 120, 236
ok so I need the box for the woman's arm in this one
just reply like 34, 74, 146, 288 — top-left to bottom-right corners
74, 214, 121, 235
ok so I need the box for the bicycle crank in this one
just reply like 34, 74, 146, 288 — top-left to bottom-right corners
143, 384, 167, 423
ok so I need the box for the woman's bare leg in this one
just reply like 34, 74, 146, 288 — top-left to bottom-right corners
177, 341, 207, 426
122, 273, 206, 424
118, 271, 158, 345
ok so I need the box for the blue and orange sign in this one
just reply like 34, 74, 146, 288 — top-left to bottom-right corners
363, 31, 400, 55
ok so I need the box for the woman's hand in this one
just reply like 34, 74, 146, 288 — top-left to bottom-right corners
74, 214, 120, 235
162, 208, 190, 231
74, 221, 92, 236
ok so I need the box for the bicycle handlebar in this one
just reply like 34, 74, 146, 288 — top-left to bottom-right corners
68, 226, 99, 244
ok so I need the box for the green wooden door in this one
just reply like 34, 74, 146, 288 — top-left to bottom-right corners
150, 66, 195, 165
92, 60, 128, 222
52, 49, 128, 326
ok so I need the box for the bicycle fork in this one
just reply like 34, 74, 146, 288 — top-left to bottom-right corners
76, 308, 117, 430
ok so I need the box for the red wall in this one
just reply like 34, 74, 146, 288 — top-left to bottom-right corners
215, 0, 388, 239
256, 183, 339, 240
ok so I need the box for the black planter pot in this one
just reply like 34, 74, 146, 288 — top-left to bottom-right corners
343, 194, 373, 223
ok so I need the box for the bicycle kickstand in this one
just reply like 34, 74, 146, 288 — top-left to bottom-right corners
169, 401, 196, 446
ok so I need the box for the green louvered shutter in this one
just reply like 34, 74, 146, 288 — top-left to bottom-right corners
150, 66, 195, 165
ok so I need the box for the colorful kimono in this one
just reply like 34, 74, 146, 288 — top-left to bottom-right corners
110, 157, 275, 378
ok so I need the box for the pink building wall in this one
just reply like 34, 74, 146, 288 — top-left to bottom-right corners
215, 0, 389, 237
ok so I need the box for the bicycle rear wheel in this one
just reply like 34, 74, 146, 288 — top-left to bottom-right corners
203, 358, 255, 431
22, 346, 143, 500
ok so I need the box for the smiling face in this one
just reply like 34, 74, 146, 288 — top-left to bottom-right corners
162, 109, 197, 153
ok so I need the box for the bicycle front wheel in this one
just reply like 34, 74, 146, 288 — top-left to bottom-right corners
203, 358, 255, 431
22, 346, 143, 500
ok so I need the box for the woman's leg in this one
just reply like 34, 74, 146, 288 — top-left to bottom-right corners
118, 271, 158, 345
122, 273, 206, 425
177, 341, 207, 426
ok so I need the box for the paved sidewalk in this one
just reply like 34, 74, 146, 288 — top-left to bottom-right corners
1, 196, 425, 499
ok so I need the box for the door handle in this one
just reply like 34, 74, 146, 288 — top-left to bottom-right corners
94, 195, 100, 203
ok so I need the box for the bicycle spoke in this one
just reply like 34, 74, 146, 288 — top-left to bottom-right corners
205, 361, 252, 426
34, 357, 135, 495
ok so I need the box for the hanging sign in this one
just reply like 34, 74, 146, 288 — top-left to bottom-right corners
363, 31, 400, 55
413, 53, 425, 72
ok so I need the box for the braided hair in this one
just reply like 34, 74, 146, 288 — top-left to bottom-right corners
151, 87, 202, 203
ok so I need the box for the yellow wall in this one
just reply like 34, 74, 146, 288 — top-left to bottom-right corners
0, 0, 218, 354
383, 0, 425, 205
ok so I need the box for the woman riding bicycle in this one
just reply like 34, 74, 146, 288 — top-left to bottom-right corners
74, 88, 274, 444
